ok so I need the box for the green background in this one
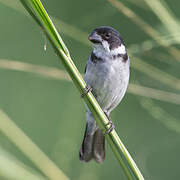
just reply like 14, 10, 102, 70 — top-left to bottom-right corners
0, 0, 180, 179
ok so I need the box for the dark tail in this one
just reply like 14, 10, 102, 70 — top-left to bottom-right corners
79, 125, 105, 163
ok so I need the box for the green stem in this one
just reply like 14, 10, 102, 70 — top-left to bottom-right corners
20, 0, 144, 179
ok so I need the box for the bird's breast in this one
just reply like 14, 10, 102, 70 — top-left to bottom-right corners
84, 58, 129, 110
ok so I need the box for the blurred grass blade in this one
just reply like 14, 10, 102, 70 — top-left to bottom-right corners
107, 0, 180, 62
0, 0, 89, 47
128, 84, 180, 105
129, 34, 180, 55
0, 109, 69, 180
20, 0, 69, 56
0, 59, 180, 105
144, 0, 180, 43
0, 59, 71, 81
140, 98, 180, 134
132, 57, 180, 91
19, 0, 144, 179
2, 0, 180, 91
0, 146, 47, 180
126, 0, 148, 10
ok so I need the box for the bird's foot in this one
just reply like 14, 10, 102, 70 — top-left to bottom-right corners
103, 111, 115, 134
104, 120, 115, 134
81, 85, 92, 98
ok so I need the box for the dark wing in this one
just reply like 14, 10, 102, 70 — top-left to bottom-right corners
84, 64, 87, 74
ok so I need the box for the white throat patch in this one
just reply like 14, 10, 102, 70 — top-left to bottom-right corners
102, 41, 110, 52
93, 41, 110, 54
93, 42, 108, 58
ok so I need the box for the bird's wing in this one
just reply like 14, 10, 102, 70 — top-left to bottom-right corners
84, 63, 87, 74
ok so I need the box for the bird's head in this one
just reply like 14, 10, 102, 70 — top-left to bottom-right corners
88, 26, 126, 55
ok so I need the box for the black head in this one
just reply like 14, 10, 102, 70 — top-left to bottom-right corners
88, 26, 124, 50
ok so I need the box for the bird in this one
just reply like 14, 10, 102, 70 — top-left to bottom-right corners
79, 26, 130, 163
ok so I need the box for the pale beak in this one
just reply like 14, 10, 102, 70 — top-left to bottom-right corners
88, 32, 102, 44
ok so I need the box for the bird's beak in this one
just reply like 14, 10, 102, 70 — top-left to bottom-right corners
88, 32, 102, 44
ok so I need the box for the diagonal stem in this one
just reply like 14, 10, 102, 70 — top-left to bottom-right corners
19, 0, 144, 179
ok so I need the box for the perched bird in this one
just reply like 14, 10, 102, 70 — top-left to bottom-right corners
79, 26, 130, 163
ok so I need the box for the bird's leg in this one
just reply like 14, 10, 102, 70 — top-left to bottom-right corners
104, 111, 115, 134
81, 85, 92, 98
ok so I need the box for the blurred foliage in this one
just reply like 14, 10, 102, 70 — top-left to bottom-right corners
0, 0, 180, 179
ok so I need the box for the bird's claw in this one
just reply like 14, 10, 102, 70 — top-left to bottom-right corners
103, 111, 115, 134
81, 85, 92, 98
104, 120, 115, 134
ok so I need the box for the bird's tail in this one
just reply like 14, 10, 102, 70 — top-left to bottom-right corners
79, 124, 105, 163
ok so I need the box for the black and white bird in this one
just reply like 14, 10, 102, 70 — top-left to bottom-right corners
79, 26, 130, 163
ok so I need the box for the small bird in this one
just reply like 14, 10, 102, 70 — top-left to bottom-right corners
79, 26, 130, 163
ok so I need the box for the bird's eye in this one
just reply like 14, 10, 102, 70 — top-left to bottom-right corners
105, 33, 110, 39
